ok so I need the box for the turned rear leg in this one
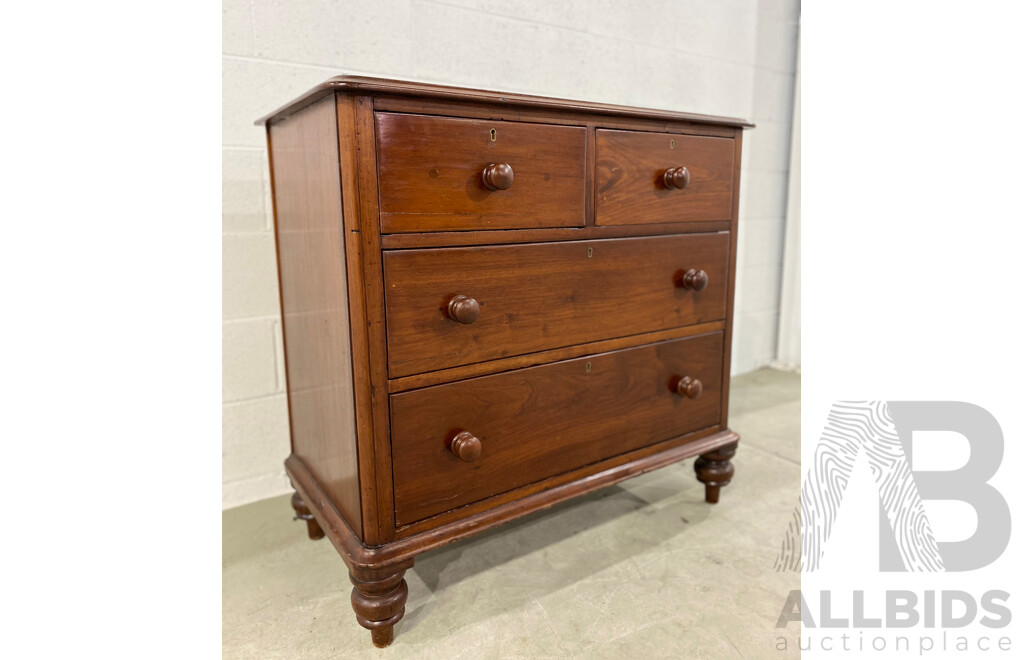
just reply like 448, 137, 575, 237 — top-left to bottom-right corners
290, 491, 325, 540
694, 442, 738, 503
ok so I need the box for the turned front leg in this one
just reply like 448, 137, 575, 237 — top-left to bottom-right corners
290, 491, 325, 540
694, 442, 738, 503
349, 560, 413, 648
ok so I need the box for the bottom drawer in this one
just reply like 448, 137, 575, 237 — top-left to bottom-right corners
390, 332, 724, 525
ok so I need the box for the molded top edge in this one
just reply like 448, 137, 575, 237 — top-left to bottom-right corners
255, 75, 755, 128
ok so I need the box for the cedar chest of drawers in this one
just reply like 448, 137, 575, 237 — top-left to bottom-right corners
257, 76, 752, 647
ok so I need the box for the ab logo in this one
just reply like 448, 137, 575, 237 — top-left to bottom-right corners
775, 401, 1010, 572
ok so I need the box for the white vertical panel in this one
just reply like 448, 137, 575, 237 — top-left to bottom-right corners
776, 39, 800, 369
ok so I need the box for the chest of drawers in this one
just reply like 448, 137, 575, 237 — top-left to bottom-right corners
258, 76, 751, 648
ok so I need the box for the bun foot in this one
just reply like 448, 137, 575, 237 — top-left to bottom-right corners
290, 491, 325, 540
350, 561, 413, 648
694, 442, 738, 504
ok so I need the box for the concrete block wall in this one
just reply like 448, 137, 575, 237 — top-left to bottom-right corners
222, 0, 800, 508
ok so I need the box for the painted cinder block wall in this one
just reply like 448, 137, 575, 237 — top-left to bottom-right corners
222, 0, 800, 508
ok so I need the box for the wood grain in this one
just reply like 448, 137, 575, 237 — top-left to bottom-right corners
351, 96, 396, 545
383, 233, 730, 378
596, 129, 735, 225
268, 95, 362, 539
391, 424, 732, 538
386, 321, 725, 393
333, 95, 381, 542
719, 129, 743, 427
695, 441, 738, 504
376, 112, 586, 232
262, 78, 752, 648
286, 426, 740, 558
257, 75, 754, 128
349, 562, 412, 648
373, 96, 740, 139
379, 221, 732, 250
390, 332, 724, 525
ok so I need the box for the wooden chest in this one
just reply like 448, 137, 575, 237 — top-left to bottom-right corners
258, 76, 751, 647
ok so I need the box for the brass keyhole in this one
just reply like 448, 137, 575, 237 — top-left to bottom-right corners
670, 139, 675, 149
585, 362, 592, 373
490, 128, 497, 141
587, 247, 593, 258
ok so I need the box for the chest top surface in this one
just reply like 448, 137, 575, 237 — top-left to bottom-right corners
256, 75, 754, 128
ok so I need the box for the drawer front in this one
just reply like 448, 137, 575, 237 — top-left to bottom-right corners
391, 332, 724, 525
596, 129, 734, 226
376, 113, 587, 233
383, 233, 729, 378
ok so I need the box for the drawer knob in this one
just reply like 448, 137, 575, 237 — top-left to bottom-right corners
663, 166, 691, 190
481, 162, 514, 191
450, 431, 482, 462
678, 268, 709, 291
676, 376, 703, 400
447, 295, 480, 324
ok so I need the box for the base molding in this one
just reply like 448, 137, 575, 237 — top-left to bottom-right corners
286, 427, 740, 572
288, 429, 739, 647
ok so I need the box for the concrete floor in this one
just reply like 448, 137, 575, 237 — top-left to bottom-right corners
223, 368, 800, 659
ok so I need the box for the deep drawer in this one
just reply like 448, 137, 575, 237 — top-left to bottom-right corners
390, 332, 724, 525
596, 129, 735, 225
383, 233, 730, 378
376, 112, 587, 233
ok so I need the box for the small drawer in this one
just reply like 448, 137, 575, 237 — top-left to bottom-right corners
376, 112, 587, 233
596, 129, 735, 226
383, 233, 730, 378
390, 332, 724, 525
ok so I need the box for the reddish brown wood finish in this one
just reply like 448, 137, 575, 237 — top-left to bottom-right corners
663, 166, 691, 190
388, 320, 725, 393
596, 129, 735, 225
679, 268, 710, 291
286, 427, 740, 562
445, 294, 480, 324
481, 162, 514, 191
256, 75, 754, 128
376, 113, 586, 232
349, 562, 412, 648
290, 491, 325, 540
261, 77, 750, 648
373, 94, 742, 139
719, 132, 743, 431
676, 375, 704, 399
268, 95, 363, 540
383, 233, 729, 378
328, 95, 390, 544
390, 332, 724, 525
379, 221, 733, 250
695, 441, 738, 503
449, 431, 482, 462
286, 428, 741, 646
350, 96, 398, 545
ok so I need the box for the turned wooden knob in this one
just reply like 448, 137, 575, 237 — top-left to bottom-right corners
450, 431, 482, 462
482, 162, 514, 191
678, 268, 709, 291
663, 166, 690, 190
446, 295, 480, 324
676, 376, 703, 399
